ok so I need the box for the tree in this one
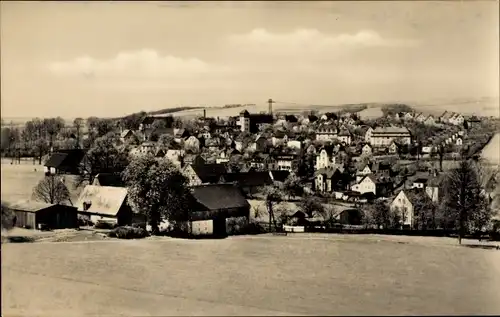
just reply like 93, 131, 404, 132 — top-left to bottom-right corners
73, 118, 84, 148
122, 155, 192, 234
283, 174, 304, 200
86, 116, 100, 132
32, 175, 72, 205
1, 202, 15, 230
152, 119, 167, 130
318, 204, 337, 229
96, 119, 115, 137
364, 200, 391, 229
44, 117, 65, 149
158, 134, 175, 149
298, 195, 324, 218
78, 133, 130, 186
442, 159, 491, 244
263, 185, 284, 231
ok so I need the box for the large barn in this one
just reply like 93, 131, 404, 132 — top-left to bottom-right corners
188, 184, 250, 237
9, 200, 78, 230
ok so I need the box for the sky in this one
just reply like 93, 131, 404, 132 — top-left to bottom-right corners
1, 1, 499, 118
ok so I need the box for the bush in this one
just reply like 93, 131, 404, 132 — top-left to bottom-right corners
1, 202, 15, 230
108, 226, 149, 239
94, 220, 117, 230
77, 215, 94, 227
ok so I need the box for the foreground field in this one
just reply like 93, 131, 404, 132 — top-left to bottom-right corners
2, 234, 499, 316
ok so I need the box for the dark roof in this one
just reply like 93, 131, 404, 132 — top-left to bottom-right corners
285, 115, 298, 122
221, 171, 273, 187
414, 178, 428, 184
403, 188, 433, 206
240, 110, 250, 117
269, 170, 290, 182
9, 200, 56, 212
191, 184, 250, 210
93, 173, 126, 187
190, 163, 228, 183
44, 149, 86, 172
250, 114, 273, 124
308, 115, 319, 122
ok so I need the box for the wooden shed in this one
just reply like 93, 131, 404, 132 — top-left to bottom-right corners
9, 200, 78, 230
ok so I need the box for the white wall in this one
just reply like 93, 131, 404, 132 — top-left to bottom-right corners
191, 220, 213, 235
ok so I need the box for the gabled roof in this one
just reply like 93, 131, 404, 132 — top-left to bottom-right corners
190, 163, 228, 183
9, 200, 57, 212
221, 171, 273, 187
191, 184, 249, 211
44, 149, 86, 171
315, 167, 344, 178
76, 185, 128, 216
93, 173, 126, 187
269, 170, 290, 182
401, 188, 433, 206
317, 124, 338, 133
120, 129, 134, 138
338, 129, 352, 137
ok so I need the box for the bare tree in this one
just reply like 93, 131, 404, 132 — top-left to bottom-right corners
32, 175, 72, 205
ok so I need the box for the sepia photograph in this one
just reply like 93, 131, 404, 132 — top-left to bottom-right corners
1, 1, 499, 316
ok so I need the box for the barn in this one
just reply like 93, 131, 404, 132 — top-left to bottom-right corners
75, 185, 146, 227
188, 184, 250, 237
9, 200, 78, 230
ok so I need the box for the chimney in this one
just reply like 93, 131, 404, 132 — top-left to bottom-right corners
203, 109, 206, 119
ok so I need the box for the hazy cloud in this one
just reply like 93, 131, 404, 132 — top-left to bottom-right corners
228, 28, 420, 52
47, 49, 219, 78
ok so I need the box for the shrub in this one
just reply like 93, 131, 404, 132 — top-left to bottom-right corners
108, 226, 149, 239
77, 215, 94, 227
94, 221, 117, 230
1, 202, 15, 230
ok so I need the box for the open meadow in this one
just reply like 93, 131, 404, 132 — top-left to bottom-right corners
2, 234, 500, 316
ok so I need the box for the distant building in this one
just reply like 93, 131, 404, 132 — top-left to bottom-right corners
370, 126, 412, 147
44, 149, 87, 176
316, 124, 339, 142
238, 110, 273, 133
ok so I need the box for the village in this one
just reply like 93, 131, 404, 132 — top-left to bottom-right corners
2, 102, 499, 240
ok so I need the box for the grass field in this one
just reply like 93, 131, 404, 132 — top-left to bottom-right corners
1, 160, 82, 204
2, 234, 500, 316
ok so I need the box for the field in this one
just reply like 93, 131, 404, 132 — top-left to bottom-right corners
2, 234, 500, 316
0, 159, 82, 204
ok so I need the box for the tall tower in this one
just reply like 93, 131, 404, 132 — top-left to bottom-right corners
268, 98, 275, 115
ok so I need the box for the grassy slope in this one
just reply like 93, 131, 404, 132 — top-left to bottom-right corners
2, 235, 500, 316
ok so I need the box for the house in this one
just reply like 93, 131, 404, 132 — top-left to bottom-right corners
351, 175, 377, 195
274, 154, 298, 171
287, 140, 302, 150
183, 163, 228, 186
315, 145, 337, 170
390, 189, 433, 228
44, 149, 86, 176
253, 134, 269, 152
250, 153, 276, 170
205, 137, 221, 151
216, 148, 240, 164
338, 129, 352, 145
466, 116, 481, 129
412, 178, 428, 189
76, 185, 146, 226
9, 200, 78, 230
357, 163, 373, 180
92, 173, 125, 187
238, 110, 273, 133
424, 115, 436, 126
404, 112, 415, 121
139, 141, 156, 154
370, 126, 412, 147
187, 184, 251, 236
364, 127, 374, 143
456, 136, 463, 146
315, 166, 345, 193
174, 128, 190, 142
316, 124, 338, 142
182, 154, 205, 167
271, 131, 289, 146
142, 127, 174, 142
361, 144, 373, 156
155, 148, 166, 158
414, 113, 426, 123
388, 141, 400, 154
449, 113, 465, 126
120, 129, 139, 144
439, 111, 453, 124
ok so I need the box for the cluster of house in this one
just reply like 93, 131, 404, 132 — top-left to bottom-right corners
8, 107, 487, 234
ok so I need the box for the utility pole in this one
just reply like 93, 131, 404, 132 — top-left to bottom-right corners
268, 98, 275, 116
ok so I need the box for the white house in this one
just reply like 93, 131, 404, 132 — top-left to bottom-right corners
287, 140, 302, 150
362, 144, 373, 156
338, 129, 352, 145
275, 155, 297, 171
449, 114, 464, 126
315, 146, 337, 170
364, 127, 374, 143
424, 115, 436, 126
370, 126, 412, 147
456, 137, 463, 146
352, 175, 377, 195
165, 149, 184, 167
316, 125, 338, 142
390, 189, 433, 228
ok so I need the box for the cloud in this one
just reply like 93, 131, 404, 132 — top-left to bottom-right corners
47, 49, 220, 78
227, 28, 420, 59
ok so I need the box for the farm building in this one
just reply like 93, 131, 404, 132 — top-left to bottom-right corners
188, 184, 251, 236
9, 200, 78, 230
44, 149, 86, 175
75, 185, 146, 227
92, 173, 126, 187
